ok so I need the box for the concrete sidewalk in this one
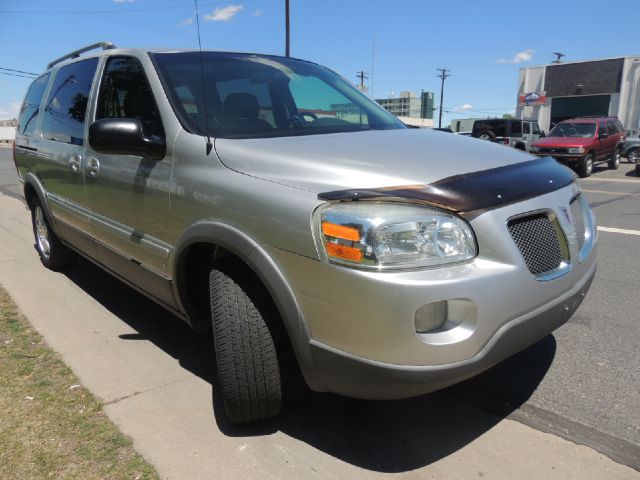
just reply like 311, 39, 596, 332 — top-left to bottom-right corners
0, 191, 637, 480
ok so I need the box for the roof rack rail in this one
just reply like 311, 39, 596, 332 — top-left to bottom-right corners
47, 42, 117, 70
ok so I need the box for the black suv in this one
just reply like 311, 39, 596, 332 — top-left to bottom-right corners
472, 119, 543, 152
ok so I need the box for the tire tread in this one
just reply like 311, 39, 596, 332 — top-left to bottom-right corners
210, 265, 281, 423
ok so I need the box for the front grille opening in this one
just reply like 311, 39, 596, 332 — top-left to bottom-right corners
508, 213, 563, 275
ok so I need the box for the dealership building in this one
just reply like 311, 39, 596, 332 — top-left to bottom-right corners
515, 56, 640, 132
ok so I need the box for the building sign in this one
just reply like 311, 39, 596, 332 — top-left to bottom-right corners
519, 91, 547, 106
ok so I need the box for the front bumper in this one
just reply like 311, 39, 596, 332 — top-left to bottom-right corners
532, 153, 583, 164
305, 264, 594, 399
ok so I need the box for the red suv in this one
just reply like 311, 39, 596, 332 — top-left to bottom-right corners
530, 117, 625, 177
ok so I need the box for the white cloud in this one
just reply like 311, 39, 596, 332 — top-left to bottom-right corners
204, 4, 244, 22
497, 49, 534, 64
253, 9, 263, 16
177, 17, 194, 27
454, 104, 473, 112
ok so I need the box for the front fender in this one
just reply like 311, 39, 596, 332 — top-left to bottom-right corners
172, 221, 314, 373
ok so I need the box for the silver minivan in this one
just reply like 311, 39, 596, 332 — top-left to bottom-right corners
15, 43, 597, 423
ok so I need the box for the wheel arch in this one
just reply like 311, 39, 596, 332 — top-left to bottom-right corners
22, 173, 59, 232
172, 221, 314, 373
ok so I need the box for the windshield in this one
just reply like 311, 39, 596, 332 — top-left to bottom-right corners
151, 52, 404, 139
548, 122, 596, 138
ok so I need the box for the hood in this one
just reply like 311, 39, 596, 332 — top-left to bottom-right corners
214, 128, 533, 193
533, 136, 595, 148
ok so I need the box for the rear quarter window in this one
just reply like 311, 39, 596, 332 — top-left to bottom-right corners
17, 74, 50, 136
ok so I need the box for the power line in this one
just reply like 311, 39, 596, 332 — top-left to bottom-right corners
0, 1, 254, 15
0, 71, 37, 79
0, 67, 38, 76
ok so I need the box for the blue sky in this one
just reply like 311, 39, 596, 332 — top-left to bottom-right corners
1, 0, 639, 127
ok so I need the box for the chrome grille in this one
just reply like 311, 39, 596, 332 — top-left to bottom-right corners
508, 214, 563, 275
570, 197, 586, 251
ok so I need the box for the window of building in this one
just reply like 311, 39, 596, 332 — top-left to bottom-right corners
42, 58, 99, 146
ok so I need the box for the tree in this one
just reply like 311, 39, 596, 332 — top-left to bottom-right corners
502, 113, 514, 120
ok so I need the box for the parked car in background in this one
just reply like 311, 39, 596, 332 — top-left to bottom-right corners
530, 117, 625, 178
14, 42, 597, 424
472, 118, 543, 152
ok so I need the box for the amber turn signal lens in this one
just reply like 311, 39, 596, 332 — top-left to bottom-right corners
321, 222, 360, 241
325, 242, 363, 262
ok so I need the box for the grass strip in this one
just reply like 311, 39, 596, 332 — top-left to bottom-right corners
0, 286, 160, 479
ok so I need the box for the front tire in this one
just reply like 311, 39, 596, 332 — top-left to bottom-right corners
30, 198, 75, 270
578, 154, 594, 178
209, 263, 282, 424
627, 148, 639, 165
608, 148, 621, 170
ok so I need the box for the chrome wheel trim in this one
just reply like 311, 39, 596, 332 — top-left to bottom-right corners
629, 150, 638, 164
34, 206, 51, 259
478, 133, 491, 141
614, 151, 620, 167
585, 156, 593, 175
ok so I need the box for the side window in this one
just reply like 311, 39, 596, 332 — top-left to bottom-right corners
510, 121, 522, 135
523, 122, 531, 134
532, 123, 541, 134
96, 56, 164, 138
599, 122, 607, 136
41, 58, 98, 146
18, 74, 50, 136
607, 120, 621, 135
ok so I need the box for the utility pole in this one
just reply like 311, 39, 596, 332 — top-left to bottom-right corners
356, 70, 369, 92
436, 68, 450, 128
285, 0, 290, 57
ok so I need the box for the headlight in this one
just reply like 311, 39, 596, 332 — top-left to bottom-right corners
313, 202, 477, 270
529, 146, 540, 152
568, 147, 586, 154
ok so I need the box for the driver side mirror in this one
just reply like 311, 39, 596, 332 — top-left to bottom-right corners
89, 118, 166, 160
539, 132, 546, 138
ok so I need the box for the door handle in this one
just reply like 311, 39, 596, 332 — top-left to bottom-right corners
86, 157, 100, 178
68, 155, 81, 175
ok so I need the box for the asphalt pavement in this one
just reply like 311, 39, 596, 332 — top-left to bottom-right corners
0, 144, 639, 476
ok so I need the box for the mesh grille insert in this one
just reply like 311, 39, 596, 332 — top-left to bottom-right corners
508, 214, 563, 275
570, 197, 586, 251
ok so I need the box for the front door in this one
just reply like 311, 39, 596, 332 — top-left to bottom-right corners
83, 55, 172, 276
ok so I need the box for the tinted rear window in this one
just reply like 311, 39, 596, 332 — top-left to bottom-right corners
18, 74, 50, 135
41, 58, 99, 146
